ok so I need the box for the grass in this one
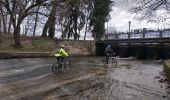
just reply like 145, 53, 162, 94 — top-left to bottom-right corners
164, 60, 170, 82
0, 34, 56, 52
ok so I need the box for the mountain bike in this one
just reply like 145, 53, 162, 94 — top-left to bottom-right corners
52, 57, 71, 74
101, 54, 117, 67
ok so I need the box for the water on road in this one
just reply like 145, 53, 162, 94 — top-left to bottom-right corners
0, 57, 169, 100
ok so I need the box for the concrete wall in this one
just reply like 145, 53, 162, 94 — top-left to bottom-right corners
164, 60, 170, 83
55, 39, 96, 56
0, 52, 51, 59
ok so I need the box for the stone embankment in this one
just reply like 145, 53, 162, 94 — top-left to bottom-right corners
164, 60, 170, 82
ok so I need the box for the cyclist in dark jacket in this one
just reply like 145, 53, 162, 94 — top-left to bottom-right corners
104, 45, 115, 64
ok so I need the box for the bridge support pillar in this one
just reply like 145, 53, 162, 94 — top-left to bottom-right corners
135, 45, 147, 59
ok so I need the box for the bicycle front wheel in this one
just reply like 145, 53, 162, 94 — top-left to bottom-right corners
101, 57, 107, 64
52, 63, 60, 74
64, 60, 71, 69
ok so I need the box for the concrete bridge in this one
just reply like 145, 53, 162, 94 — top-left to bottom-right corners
96, 32, 170, 59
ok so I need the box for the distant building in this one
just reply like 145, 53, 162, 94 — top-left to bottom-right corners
134, 30, 140, 34
143, 28, 147, 32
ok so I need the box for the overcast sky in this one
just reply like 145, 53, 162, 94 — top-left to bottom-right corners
108, 0, 168, 32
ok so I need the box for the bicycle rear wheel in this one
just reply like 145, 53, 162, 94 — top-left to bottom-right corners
111, 58, 117, 67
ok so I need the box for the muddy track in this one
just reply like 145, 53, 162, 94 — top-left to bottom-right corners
0, 57, 170, 100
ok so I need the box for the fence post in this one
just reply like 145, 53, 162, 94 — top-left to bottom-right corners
142, 28, 146, 38
115, 33, 118, 39
128, 32, 130, 39
159, 30, 163, 38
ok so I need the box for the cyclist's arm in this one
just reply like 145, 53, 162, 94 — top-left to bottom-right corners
54, 54, 60, 57
60, 49, 69, 57
104, 48, 108, 55
110, 49, 115, 55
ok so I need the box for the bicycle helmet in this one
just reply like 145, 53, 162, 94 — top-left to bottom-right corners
61, 44, 65, 48
107, 45, 111, 48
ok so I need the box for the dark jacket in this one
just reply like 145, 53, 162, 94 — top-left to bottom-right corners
104, 47, 114, 55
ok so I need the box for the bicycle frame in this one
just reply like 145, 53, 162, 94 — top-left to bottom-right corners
101, 56, 117, 67
52, 57, 71, 74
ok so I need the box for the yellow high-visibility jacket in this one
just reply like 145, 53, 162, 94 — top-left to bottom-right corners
54, 48, 69, 57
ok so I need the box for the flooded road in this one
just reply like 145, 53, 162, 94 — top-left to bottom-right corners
0, 57, 170, 100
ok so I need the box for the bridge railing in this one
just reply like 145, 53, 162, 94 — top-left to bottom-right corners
100, 30, 170, 40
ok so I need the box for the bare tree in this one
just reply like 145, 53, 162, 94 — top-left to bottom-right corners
57, 0, 88, 40
41, 0, 57, 38
3, 0, 50, 48
84, 0, 93, 40
130, 0, 170, 22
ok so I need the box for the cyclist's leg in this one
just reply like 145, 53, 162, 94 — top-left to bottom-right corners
61, 56, 64, 62
61, 56, 65, 68
56, 57, 60, 62
62, 57, 70, 70
57, 56, 63, 68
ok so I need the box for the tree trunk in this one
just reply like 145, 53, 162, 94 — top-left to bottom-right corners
0, 15, 2, 43
73, 9, 78, 40
41, 19, 49, 38
24, 25, 29, 36
67, 27, 71, 39
13, 25, 21, 48
48, 13, 56, 38
84, 27, 88, 40
0, 9, 7, 34
8, 16, 12, 34
84, 20, 88, 40
84, 11, 90, 40
78, 29, 80, 40
0, 5, 2, 43
48, 0, 57, 38
33, 6, 40, 37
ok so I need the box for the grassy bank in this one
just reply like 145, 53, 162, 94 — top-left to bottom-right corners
0, 34, 92, 58
0, 35, 56, 52
164, 60, 170, 82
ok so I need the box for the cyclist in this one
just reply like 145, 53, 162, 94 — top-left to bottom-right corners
54, 44, 69, 67
104, 45, 115, 64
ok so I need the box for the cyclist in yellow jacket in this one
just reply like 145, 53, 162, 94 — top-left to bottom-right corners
54, 44, 69, 63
